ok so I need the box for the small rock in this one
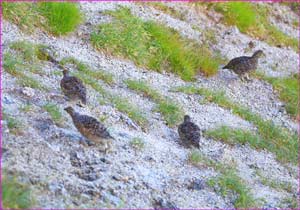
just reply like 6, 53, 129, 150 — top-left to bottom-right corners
21, 87, 35, 98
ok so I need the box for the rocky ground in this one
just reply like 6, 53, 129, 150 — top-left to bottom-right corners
2, 2, 298, 208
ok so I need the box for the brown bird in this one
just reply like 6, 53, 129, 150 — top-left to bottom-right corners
60, 69, 87, 107
178, 115, 200, 148
64, 106, 113, 152
223, 50, 265, 81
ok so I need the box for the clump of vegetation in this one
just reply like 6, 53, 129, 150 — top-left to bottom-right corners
208, 169, 257, 208
4, 49, 48, 91
60, 57, 115, 85
173, 85, 298, 164
146, 2, 186, 20
188, 149, 224, 170
280, 196, 298, 208
43, 103, 63, 125
111, 96, 148, 128
255, 170, 294, 193
2, 2, 41, 33
91, 7, 220, 80
3, 112, 23, 135
126, 79, 183, 126
130, 137, 145, 150
3, 2, 82, 35
2, 175, 34, 208
18, 75, 47, 90
188, 149, 203, 165
210, 2, 298, 50
187, 150, 256, 207
255, 72, 298, 119
38, 2, 82, 35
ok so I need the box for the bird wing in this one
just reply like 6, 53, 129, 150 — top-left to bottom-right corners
179, 122, 200, 139
77, 115, 112, 139
61, 76, 87, 103
223, 56, 249, 69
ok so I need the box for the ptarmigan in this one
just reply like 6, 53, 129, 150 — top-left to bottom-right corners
178, 115, 200, 148
64, 106, 113, 152
60, 69, 87, 106
223, 50, 265, 81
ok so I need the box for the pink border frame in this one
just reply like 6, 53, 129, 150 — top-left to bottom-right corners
0, 0, 299, 209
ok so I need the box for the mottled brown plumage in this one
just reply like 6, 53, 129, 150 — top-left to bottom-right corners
60, 70, 87, 106
64, 106, 113, 152
223, 50, 265, 80
178, 115, 200, 148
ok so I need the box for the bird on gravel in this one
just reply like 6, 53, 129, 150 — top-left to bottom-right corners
222, 50, 265, 81
64, 106, 113, 153
178, 115, 200, 148
60, 69, 87, 107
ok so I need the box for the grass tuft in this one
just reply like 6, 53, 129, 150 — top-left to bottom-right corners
130, 137, 145, 150
146, 2, 186, 20
208, 169, 256, 208
43, 103, 63, 125
91, 7, 219, 80
211, 2, 298, 51
255, 170, 294, 193
60, 57, 115, 85
126, 79, 183, 127
3, 2, 82, 36
3, 112, 23, 135
187, 150, 257, 208
255, 72, 298, 119
2, 175, 34, 209
38, 2, 82, 35
111, 96, 148, 128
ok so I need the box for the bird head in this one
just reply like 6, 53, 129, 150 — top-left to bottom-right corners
252, 50, 265, 58
64, 106, 75, 115
62, 69, 70, 76
184, 115, 191, 122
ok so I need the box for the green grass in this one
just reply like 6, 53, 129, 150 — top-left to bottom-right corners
3, 2, 82, 36
208, 169, 256, 208
18, 75, 47, 90
146, 2, 186, 20
4, 51, 47, 91
20, 104, 34, 113
173, 85, 298, 164
38, 2, 82, 35
2, 175, 34, 208
126, 79, 183, 126
60, 57, 115, 85
2, 2, 41, 33
187, 149, 224, 171
255, 73, 298, 119
211, 2, 298, 51
3, 112, 23, 135
91, 7, 220, 80
130, 137, 145, 150
43, 103, 63, 125
187, 150, 256, 208
280, 196, 298, 208
110, 96, 148, 128
255, 170, 294, 193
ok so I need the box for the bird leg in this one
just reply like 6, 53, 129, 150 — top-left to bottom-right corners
244, 73, 252, 82
240, 75, 245, 82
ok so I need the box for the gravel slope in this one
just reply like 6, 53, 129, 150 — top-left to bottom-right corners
2, 2, 298, 208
